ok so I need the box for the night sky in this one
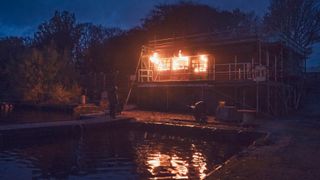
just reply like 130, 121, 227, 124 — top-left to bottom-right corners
0, 0, 269, 37
0, 0, 318, 68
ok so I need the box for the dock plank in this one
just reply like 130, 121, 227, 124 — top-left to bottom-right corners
0, 116, 132, 132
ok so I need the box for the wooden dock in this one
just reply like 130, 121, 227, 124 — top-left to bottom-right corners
0, 116, 131, 131
0, 110, 266, 148
0, 116, 134, 142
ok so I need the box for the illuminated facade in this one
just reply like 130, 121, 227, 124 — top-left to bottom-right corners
135, 29, 306, 116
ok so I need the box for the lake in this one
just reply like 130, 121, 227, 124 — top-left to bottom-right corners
0, 110, 256, 179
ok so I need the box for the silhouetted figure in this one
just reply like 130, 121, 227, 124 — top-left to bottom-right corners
107, 70, 119, 119
190, 101, 207, 123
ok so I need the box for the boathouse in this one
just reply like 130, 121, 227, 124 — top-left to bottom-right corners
135, 29, 306, 116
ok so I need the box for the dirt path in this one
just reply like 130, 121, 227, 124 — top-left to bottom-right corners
207, 118, 320, 180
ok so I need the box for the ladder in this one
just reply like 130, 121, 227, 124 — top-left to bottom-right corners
124, 46, 153, 106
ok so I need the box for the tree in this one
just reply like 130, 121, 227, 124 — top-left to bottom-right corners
0, 37, 28, 100
19, 46, 80, 103
142, 1, 258, 38
75, 23, 123, 73
264, 0, 320, 51
32, 11, 83, 89
34, 11, 81, 54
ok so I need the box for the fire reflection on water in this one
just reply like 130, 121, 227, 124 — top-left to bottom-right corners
136, 133, 211, 179
0, 122, 249, 179
191, 144, 207, 179
147, 153, 189, 179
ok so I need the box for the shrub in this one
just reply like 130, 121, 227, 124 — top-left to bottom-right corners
48, 84, 81, 104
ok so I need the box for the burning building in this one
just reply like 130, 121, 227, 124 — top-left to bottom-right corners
134, 29, 306, 116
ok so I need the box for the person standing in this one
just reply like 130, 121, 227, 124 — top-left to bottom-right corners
107, 70, 119, 119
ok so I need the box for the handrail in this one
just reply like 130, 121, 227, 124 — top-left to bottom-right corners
138, 62, 253, 82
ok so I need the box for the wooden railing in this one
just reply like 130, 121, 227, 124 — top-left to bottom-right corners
138, 62, 253, 82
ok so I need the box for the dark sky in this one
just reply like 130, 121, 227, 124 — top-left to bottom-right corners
0, 0, 269, 37
0, 0, 318, 68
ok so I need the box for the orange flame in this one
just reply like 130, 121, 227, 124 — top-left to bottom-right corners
194, 55, 208, 73
149, 51, 208, 73
172, 50, 189, 71
149, 52, 170, 71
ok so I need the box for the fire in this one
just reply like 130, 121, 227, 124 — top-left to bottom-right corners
149, 51, 208, 73
172, 50, 189, 70
149, 52, 170, 71
149, 52, 160, 64
194, 55, 208, 73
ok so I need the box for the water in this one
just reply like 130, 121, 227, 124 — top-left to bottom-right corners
0, 125, 251, 179
0, 109, 74, 125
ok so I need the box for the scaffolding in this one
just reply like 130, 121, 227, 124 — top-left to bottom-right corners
134, 30, 306, 116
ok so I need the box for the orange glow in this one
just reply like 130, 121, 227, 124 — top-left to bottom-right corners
192, 152, 207, 179
149, 52, 170, 71
172, 50, 189, 71
170, 154, 189, 179
191, 144, 208, 179
149, 51, 208, 73
149, 52, 160, 65
146, 152, 189, 179
194, 55, 208, 73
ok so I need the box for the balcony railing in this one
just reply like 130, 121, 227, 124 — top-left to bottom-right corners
138, 62, 253, 82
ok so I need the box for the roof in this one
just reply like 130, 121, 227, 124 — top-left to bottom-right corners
146, 28, 306, 56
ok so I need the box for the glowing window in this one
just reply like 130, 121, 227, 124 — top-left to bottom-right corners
149, 53, 170, 71
193, 55, 208, 73
172, 50, 189, 70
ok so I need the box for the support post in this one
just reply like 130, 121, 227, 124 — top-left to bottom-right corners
251, 57, 254, 79
267, 82, 270, 114
280, 46, 284, 82
256, 82, 259, 113
213, 56, 216, 80
266, 50, 270, 113
258, 40, 262, 65
243, 64, 246, 79
266, 50, 270, 80
228, 64, 231, 80
166, 87, 169, 111
275, 55, 277, 81
103, 73, 106, 90
235, 55, 237, 79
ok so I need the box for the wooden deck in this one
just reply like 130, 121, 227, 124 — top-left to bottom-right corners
136, 79, 288, 88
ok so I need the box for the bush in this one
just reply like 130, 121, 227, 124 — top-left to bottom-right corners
23, 83, 45, 103
48, 84, 81, 104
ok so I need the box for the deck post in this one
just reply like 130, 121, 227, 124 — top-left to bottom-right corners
166, 87, 169, 111
256, 82, 259, 113
235, 55, 237, 79
266, 50, 270, 80
228, 64, 231, 80
213, 56, 216, 80
251, 57, 254, 79
266, 50, 270, 113
258, 40, 262, 65
280, 46, 284, 82
256, 39, 261, 113
275, 55, 277, 81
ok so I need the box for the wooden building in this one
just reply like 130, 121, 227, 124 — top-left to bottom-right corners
134, 29, 306, 116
